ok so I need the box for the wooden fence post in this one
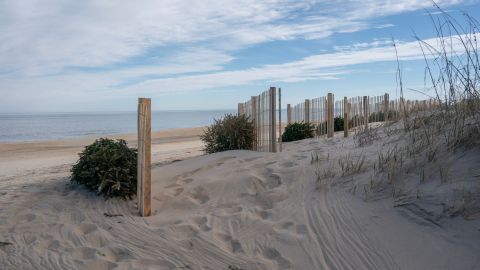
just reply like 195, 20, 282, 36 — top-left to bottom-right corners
399, 97, 405, 118
278, 88, 282, 152
384, 93, 389, 121
137, 98, 151, 217
287, 104, 292, 125
327, 93, 334, 138
270, 87, 277, 153
251, 96, 257, 151
304, 99, 310, 123
343, 96, 348, 138
363, 96, 368, 130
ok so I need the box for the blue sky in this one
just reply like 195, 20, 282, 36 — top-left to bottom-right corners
0, 0, 478, 112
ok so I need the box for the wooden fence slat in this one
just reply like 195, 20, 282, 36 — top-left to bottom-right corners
304, 99, 310, 123
363, 96, 368, 130
270, 87, 277, 153
287, 104, 292, 125
344, 96, 348, 138
384, 93, 389, 121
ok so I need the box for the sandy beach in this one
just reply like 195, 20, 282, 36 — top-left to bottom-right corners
1, 122, 479, 270
0, 127, 205, 179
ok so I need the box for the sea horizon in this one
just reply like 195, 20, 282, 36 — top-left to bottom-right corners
0, 110, 236, 143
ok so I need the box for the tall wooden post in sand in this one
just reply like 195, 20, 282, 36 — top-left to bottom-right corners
384, 93, 389, 121
270, 87, 277, 153
251, 96, 258, 151
287, 104, 292, 125
343, 96, 348, 138
363, 96, 368, 130
278, 88, 282, 152
304, 99, 310, 123
137, 98, 151, 217
327, 93, 334, 138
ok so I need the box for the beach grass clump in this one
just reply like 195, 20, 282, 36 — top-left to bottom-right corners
338, 152, 366, 176
201, 114, 255, 153
282, 122, 315, 142
71, 138, 137, 199
353, 126, 380, 147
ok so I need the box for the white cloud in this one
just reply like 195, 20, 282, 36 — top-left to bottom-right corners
0, 0, 472, 111
0, 0, 465, 75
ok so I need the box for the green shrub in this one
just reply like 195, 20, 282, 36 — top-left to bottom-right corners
201, 114, 255, 154
334, 116, 344, 131
71, 138, 137, 199
282, 122, 315, 142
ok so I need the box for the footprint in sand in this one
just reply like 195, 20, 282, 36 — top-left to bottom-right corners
163, 184, 184, 197
47, 239, 61, 251
261, 247, 291, 269
191, 216, 211, 232
18, 213, 36, 222
170, 224, 199, 238
251, 189, 289, 210
214, 233, 244, 253
71, 246, 98, 260
295, 224, 308, 235
265, 173, 282, 189
173, 168, 201, 181
279, 161, 297, 168
252, 208, 270, 220
103, 246, 134, 261
189, 186, 209, 204
273, 221, 295, 231
176, 178, 193, 185
77, 223, 98, 235
246, 176, 266, 195
82, 260, 118, 270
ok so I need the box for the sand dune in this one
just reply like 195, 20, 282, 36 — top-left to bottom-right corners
1, 124, 480, 269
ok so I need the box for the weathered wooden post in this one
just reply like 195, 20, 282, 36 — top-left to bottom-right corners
343, 96, 348, 138
278, 88, 282, 152
251, 96, 257, 151
363, 96, 368, 130
384, 93, 389, 121
399, 97, 405, 118
138, 98, 151, 217
287, 104, 292, 125
304, 99, 310, 123
237, 103, 242, 116
327, 93, 334, 138
270, 87, 277, 153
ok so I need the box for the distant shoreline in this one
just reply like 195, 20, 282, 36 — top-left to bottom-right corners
0, 110, 232, 143
0, 126, 205, 178
0, 126, 205, 145
0, 125, 206, 144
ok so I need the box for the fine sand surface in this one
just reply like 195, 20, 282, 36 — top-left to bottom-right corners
1, 124, 480, 269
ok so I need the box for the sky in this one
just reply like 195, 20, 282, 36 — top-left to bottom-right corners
0, 0, 479, 112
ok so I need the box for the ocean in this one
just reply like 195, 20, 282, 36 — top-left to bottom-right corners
0, 110, 235, 142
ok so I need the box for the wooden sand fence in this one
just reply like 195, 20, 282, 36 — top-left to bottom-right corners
286, 92, 437, 138
238, 87, 282, 153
